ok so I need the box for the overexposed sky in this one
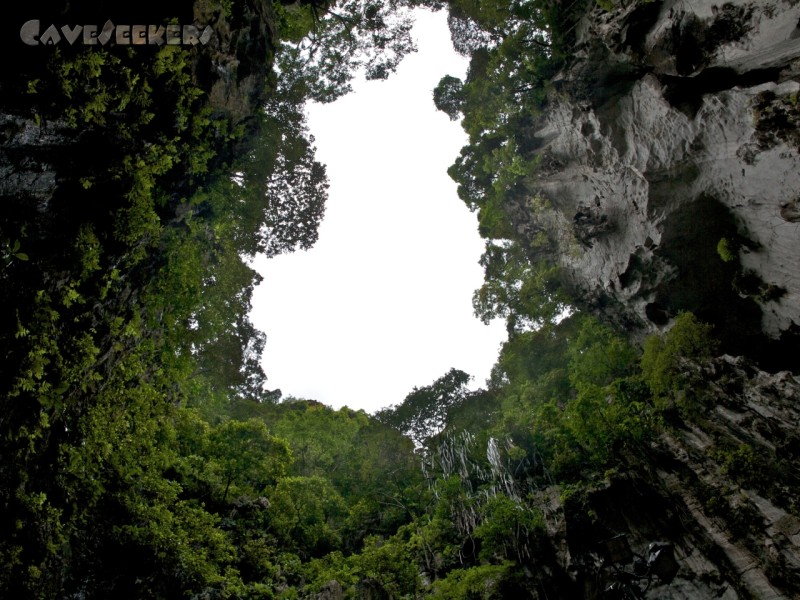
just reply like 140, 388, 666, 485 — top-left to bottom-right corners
250, 10, 506, 412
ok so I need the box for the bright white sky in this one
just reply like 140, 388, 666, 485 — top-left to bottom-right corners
250, 10, 506, 413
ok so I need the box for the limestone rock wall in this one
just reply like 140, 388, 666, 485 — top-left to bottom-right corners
521, 0, 800, 361
510, 5, 800, 593
535, 357, 800, 599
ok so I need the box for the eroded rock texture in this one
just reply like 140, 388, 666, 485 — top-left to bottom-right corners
532, 356, 800, 599
504, 6, 800, 595
521, 0, 800, 366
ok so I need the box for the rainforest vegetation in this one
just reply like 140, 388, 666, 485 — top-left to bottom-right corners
1, 0, 796, 598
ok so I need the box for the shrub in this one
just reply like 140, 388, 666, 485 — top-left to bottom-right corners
716, 237, 737, 262
641, 313, 718, 399
430, 562, 515, 600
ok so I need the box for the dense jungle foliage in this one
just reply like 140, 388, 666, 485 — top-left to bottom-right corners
1, 0, 791, 598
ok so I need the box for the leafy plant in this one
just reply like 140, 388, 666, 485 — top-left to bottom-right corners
716, 237, 737, 262
1, 238, 29, 269
641, 312, 718, 400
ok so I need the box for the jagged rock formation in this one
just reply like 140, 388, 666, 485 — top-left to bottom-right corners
415, 357, 800, 599
520, 0, 800, 366
501, 3, 800, 596
532, 356, 800, 599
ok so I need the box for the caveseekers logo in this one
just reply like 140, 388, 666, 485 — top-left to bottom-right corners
20, 19, 214, 46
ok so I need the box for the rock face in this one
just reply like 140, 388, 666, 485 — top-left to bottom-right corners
520, 0, 800, 364
535, 356, 800, 599
509, 5, 800, 595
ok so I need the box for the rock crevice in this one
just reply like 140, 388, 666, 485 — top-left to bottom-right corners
519, 0, 800, 365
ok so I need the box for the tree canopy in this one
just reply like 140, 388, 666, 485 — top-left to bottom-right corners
1, 0, 788, 598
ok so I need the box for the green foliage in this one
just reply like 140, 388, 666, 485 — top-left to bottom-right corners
233, 105, 329, 258
694, 481, 764, 540
274, 2, 317, 42
430, 562, 516, 599
435, 0, 583, 352
473, 495, 544, 561
711, 443, 760, 488
433, 75, 466, 121
472, 240, 568, 334
476, 313, 661, 485
0, 3, 342, 592
269, 476, 348, 557
437, 0, 565, 253
354, 534, 422, 597
269, 402, 366, 477
208, 419, 292, 502
1, 238, 29, 269
274, 0, 422, 103
447, 0, 556, 56
641, 312, 719, 400
568, 317, 638, 390
716, 237, 737, 262
376, 368, 472, 446
117, 497, 239, 596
